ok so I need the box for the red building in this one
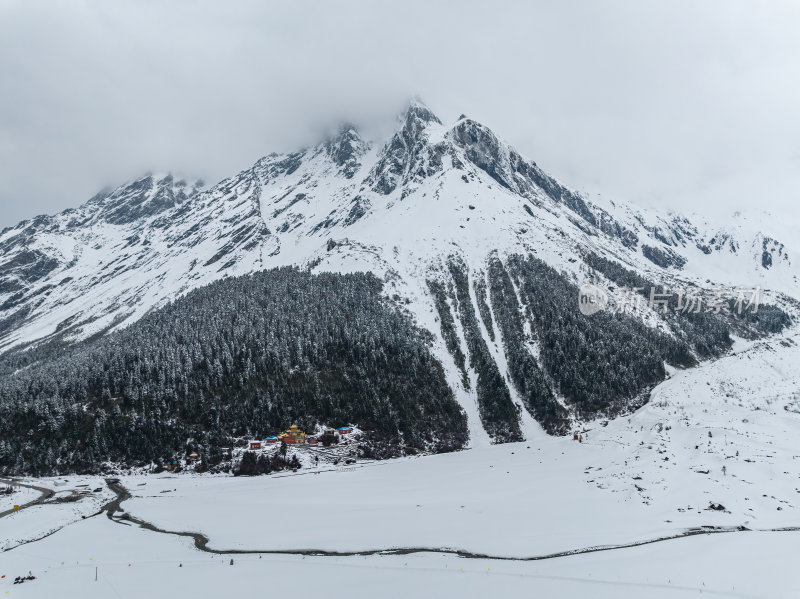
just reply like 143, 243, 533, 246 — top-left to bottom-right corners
249, 441, 262, 450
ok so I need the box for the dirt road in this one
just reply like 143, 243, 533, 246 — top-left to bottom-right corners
0, 477, 54, 519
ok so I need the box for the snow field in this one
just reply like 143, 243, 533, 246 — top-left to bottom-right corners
0, 486, 39, 513
2, 324, 798, 598
1, 507, 798, 598
117, 332, 800, 559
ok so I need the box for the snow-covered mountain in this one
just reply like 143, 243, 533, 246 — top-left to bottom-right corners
1, 99, 796, 445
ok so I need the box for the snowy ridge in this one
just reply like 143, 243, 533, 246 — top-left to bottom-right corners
1, 99, 797, 444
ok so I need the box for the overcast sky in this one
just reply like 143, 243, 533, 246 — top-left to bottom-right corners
1, 0, 799, 229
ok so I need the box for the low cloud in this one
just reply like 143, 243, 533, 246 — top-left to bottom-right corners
1, 0, 798, 227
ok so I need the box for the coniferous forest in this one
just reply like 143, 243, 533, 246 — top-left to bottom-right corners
0, 254, 790, 475
430, 253, 791, 435
0, 268, 467, 475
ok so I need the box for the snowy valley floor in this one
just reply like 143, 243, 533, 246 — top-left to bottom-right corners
2, 330, 799, 598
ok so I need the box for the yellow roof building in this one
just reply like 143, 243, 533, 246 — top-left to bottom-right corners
278, 424, 306, 439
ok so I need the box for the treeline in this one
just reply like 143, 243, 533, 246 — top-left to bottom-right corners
583, 251, 792, 358
234, 451, 301, 476
429, 251, 775, 435
428, 262, 523, 444
502, 255, 693, 420
486, 257, 568, 433
448, 259, 523, 443
0, 267, 467, 475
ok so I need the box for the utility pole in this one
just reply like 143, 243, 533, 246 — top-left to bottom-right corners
95, 566, 98, 582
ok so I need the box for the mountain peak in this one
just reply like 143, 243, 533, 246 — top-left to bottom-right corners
83, 172, 204, 225
401, 97, 442, 126
364, 100, 444, 196
323, 123, 367, 179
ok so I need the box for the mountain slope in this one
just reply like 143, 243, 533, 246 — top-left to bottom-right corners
0, 267, 467, 473
0, 100, 796, 459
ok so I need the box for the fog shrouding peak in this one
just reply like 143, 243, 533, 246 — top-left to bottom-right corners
1, 0, 799, 228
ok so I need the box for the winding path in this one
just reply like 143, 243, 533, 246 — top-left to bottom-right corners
0, 477, 54, 519
101, 478, 800, 562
